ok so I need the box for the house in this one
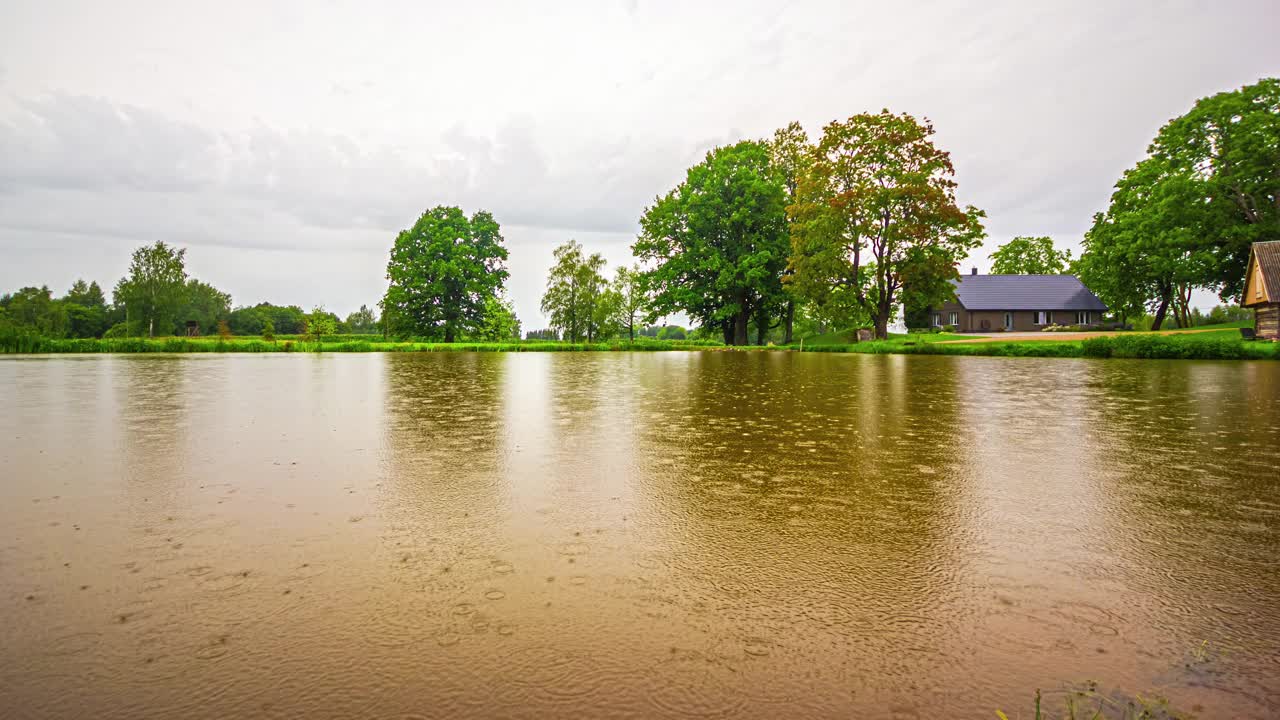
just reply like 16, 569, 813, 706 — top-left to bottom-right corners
931, 270, 1108, 333
1242, 240, 1280, 340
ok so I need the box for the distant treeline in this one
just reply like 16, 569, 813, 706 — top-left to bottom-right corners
0, 242, 380, 341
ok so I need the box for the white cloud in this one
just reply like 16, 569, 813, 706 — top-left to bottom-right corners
1, 0, 1278, 321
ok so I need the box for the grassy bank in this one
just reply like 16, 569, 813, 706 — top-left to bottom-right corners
0, 332, 747, 354
803, 334, 1278, 360
2, 328, 1274, 361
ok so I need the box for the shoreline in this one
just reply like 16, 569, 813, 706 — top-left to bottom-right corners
2, 334, 1276, 361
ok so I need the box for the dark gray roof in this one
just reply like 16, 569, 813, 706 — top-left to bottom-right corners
1252, 241, 1280, 300
949, 274, 1107, 311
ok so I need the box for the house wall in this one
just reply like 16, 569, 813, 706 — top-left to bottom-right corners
1244, 258, 1271, 307
1257, 304, 1280, 340
931, 304, 1099, 333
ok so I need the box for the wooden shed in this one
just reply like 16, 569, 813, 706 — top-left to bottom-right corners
1242, 241, 1280, 340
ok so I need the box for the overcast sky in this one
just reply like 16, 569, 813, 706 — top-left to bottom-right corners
2, 0, 1278, 325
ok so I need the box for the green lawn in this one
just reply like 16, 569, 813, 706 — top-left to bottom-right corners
801, 329, 976, 345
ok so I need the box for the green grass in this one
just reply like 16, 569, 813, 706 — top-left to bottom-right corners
3, 325, 1273, 361
0, 332, 759, 355
802, 329, 976, 345
1160, 320, 1251, 332
791, 332, 1277, 361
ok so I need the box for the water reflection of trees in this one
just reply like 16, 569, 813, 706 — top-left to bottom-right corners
951, 357, 1280, 717
626, 351, 974, 706
1081, 360, 1280, 705
116, 356, 191, 510
381, 353, 509, 516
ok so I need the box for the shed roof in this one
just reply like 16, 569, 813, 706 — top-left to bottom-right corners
950, 274, 1108, 311
1248, 241, 1280, 304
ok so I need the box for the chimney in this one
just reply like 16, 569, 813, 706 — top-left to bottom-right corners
971, 267, 978, 276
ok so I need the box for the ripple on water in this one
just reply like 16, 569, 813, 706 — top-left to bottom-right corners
484, 590, 506, 601
358, 596, 439, 648
184, 565, 215, 578
642, 652, 746, 718
635, 555, 664, 570
192, 634, 232, 660
556, 542, 590, 557
45, 631, 103, 657
1050, 601, 1122, 637
198, 571, 251, 594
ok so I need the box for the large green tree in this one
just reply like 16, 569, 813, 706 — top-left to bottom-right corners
62, 280, 109, 338
611, 264, 648, 342
541, 240, 615, 342
787, 111, 986, 338
634, 140, 789, 345
382, 206, 509, 342
113, 241, 189, 337
989, 236, 1072, 275
769, 122, 813, 343
180, 279, 231, 335
1078, 78, 1280, 329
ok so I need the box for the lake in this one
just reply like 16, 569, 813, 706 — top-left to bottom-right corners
2, 352, 1278, 719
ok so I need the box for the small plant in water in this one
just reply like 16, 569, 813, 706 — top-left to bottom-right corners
997, 683, 1189, 720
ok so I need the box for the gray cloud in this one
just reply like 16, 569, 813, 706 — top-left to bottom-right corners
1, 0, 1278, 322
0, 93, 692, 247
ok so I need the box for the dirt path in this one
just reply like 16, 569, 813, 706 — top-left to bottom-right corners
936, 328, 1227, 344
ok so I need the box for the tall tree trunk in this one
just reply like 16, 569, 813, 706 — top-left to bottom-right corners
722, 319, 733, 345
783, 301, 795, 345
873, 312, 888, 340
148, 316, 154, 338
733, 310, 749, 346
1150, 288, 1171, 332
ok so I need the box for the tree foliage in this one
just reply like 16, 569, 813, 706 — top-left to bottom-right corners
113, 241, 189, 337
540, 240, 619, 342
786, 111, 985, 338
304, 306, 337, 342
634, 140, 789, 345
767, 122, 815, 344
344, 305, 379, 334
181, 279, 231, 336
228, 303, 306, 336
0, 287, 69, 338
477, 295, 521, 340
989, 236, 1072, 275
1078, 78, 1280, 329
382, 206, 509, 342
611, 265, 648, 342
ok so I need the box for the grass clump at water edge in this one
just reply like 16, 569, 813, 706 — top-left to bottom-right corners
997, 684, 1189, 720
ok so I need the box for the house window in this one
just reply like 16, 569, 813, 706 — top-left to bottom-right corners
932, 313, 942, 327
948, 312, 958, 327
1076, 311, 1091, 324
1035, 311, 1049, 325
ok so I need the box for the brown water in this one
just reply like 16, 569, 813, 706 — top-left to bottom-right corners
2, 352, 1278, 719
